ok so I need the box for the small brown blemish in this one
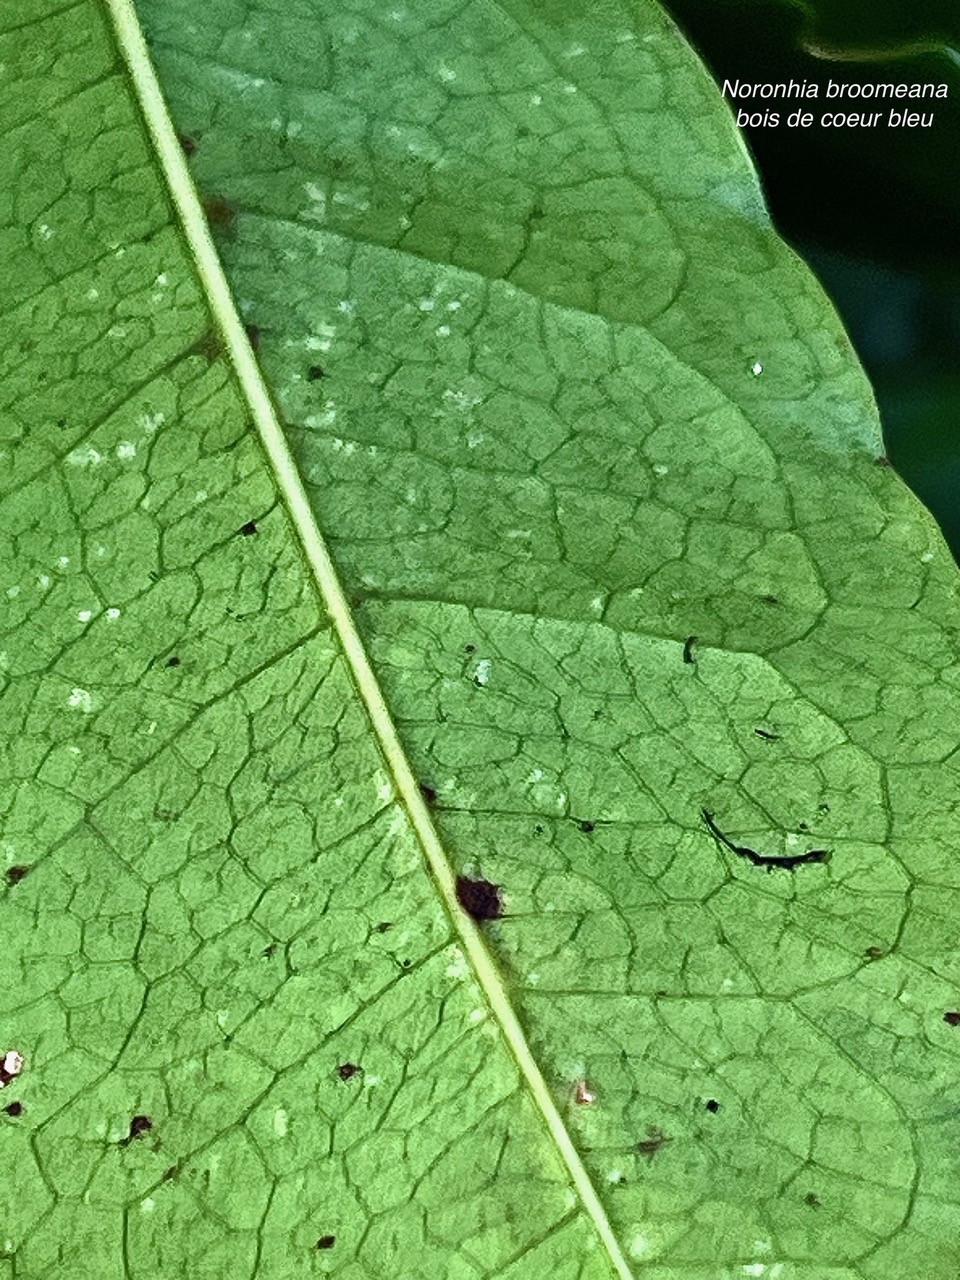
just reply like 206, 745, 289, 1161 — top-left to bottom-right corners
262, 943, 277, 958
418, 782, 438, 805
943, 1011, 960, 1027
682, 635, 697, 664
864, 945, 888, 961
122, 1114, 153, 1145
455, 875, 503, 922
165, 656, 181, 668
3, 1101, 23, 1117
201, 195, 235, 226
188, 329, 223, 363
238, 520, 258, 537
578, 820, 595, 833
337, 1062, 361, 1081
875, 455, 891, 467
5, 866, 30, 886
374, 921, 393, 934
316, 1235, 336, 1250
177, 133, 197, 156
464, 643, 476, 653
162, 1165, 178, 1180
245, 323, 261, 351
804, 1191, 821, 1208
705, 1098, 720, 1113
635, 1126, 672, 1160
307, 365, 326, 380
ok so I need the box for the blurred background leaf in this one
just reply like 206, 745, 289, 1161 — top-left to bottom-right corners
661, 0, 960, 556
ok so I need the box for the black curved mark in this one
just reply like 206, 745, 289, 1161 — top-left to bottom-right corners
701, 809, 830, 872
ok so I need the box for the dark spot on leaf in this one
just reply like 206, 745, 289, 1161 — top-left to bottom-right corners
245, 323, 261, 351
316, 1235, 336, 1250
148, 570, 161, 583
682, 635, 697, 664
760, 594, 779, 605
753, 728, 779, 741
817, 802, 830, 814
798, 821, 809, 831
337, 1063, 360, 1081
944, 1011, 960, 1027
239, 520, 258, 537
374, 921, 393, 934
875, 455, 891, 467
530, 202, 545, 219
534, 824, 544, 835
262, 943, 276, 958
188, 329, 223, 363
56, 417, 67, 428
464, 643, 475, 653
864, 945, 888, 961
516, 124, 531, 138
705, 1098, 720, 1113
307, 365, 326, 380
635, 1126, 672, 1160
418, 781, 437, 804
456, 875, 503, 922
178, 133, 197, 156
5, 866, 30, 886
162, 1165, 178, 1180
122, 1114, 153, 1145
578, 820, 595, 833
593, 708, 604, 719
702, 809, 830, 872
165, 656, 181, 668
400, 958, 412, 968
3, 1101, 23, 1117
201, 195, 235, 226
804, 1191, 821, 1208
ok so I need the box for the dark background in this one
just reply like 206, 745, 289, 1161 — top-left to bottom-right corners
660, 0, 960, 559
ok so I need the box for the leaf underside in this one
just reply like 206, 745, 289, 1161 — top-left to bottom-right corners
3, 2, 960, 1278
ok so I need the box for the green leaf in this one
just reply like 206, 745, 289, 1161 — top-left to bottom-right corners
4, 1, 960, 1278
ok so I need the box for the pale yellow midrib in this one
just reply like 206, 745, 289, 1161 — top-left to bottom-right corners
103, 3, 636, 1276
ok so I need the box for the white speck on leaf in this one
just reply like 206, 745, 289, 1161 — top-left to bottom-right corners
106, 608, 120, 620
67, 446, 103, 467
752, 361, 763, 376
1, 1050, 23, 1082
273, 1108, 288, 1137
436, 324, 451, 337
116, 441, 136, 460
473, 659, 492, 686
77, 610, 93, 623
68, 688, 93, 712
